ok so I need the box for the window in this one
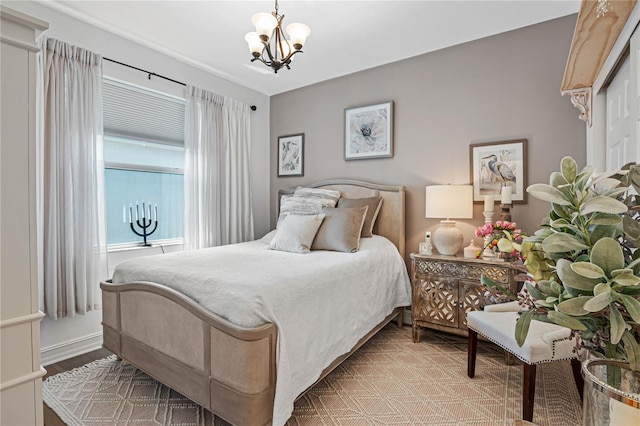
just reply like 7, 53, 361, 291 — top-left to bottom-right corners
103, 78, 186, 246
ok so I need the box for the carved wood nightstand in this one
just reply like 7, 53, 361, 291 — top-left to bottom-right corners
410, 253, 517, 343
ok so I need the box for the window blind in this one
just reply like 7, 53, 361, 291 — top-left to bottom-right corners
103, 78, 185, 146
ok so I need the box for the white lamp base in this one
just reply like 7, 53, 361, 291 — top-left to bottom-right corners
433, 220, 463, 256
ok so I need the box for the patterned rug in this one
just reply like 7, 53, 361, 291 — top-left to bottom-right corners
43, 324, 582, 425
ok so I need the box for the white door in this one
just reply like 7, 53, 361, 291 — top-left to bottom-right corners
632, 26, 640, 166
605, 27, 640, 170
606, 54, 632, 170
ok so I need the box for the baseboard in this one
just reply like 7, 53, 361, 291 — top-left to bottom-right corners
40, 332, 103, 366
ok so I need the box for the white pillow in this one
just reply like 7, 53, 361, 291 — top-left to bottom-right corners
270, 214, 325, 254
293, 187, 341, 205
277, 195, 335, 228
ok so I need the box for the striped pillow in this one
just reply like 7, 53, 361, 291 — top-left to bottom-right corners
277, 195, 337, 228
293, 187, 341, 205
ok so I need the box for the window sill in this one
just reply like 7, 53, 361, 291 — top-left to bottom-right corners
107, 239, 183, 253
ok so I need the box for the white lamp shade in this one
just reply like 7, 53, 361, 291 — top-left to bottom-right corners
286, 23, 311, 49
251, 12, 278, 40
245, 32, 263, 55
425, 185, 473, 219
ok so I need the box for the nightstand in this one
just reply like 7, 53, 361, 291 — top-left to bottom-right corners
410, 253, 518, 343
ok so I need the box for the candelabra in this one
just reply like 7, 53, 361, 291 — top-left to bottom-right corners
128, 202, 158, 246
499, 203, 512, 222
482, 210, 496, 258
499, 185, 513, 222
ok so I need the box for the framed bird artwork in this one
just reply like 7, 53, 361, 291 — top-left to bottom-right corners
469, 139, 527, 204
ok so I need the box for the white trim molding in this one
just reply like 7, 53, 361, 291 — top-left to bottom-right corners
0, 311, 45, 329
562, 87, 592, 127
40, 331, 103, 366
0, 367, 46, 392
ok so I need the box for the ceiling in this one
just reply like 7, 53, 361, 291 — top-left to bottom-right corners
43, 1, 581, 96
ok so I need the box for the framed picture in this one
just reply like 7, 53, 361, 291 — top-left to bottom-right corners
469, 139, 528, 203
277, 133, 304, 177
344, 101, 393, 160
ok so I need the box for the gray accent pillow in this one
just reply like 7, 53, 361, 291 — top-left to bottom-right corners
270, 214, 325, 254
337, 197, 383, 237
277, 195, 335, 228
312, 206, 368, 253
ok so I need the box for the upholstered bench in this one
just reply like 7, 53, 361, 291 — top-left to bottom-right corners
466, 302, 583, 422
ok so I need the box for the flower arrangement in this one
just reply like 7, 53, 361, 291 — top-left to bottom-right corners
475, 220, 525, 259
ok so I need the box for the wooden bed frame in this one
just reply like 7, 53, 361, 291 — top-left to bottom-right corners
101, 180, 406, 426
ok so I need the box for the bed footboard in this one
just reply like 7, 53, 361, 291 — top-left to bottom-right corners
101, 280, 277, 426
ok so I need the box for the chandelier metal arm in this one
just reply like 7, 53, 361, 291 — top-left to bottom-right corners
251, 48, 303, 73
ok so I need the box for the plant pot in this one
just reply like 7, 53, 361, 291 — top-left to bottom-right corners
582, 359, 640, 425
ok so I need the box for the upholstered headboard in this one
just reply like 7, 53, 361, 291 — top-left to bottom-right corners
278, 180, 406, 257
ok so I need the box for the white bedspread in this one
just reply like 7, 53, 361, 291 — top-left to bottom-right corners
112, 233, 411, 425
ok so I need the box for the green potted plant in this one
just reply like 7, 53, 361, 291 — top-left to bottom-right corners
484, 157, 640, 424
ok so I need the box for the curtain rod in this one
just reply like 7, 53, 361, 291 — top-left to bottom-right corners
104, 57, 257, 111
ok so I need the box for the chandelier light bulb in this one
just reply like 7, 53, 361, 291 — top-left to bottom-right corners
251, 12, 278, 41
244, 32, 263, 57
286, 23, 310, 50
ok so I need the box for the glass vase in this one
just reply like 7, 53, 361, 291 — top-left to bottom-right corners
582, 359, 640, 425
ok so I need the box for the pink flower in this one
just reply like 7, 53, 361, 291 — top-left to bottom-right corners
475, 223, 494, 237
475, 220, 527, 258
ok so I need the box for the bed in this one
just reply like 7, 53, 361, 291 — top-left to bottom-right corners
100, 179, 410, 426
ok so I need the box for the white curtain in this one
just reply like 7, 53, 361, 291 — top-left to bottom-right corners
184, 86, 254, 249
37, 37, 108, 319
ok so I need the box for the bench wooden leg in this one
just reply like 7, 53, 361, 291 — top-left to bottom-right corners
467, 329, 478, 378
571, 358, 584, 401
523, 363, 537, 422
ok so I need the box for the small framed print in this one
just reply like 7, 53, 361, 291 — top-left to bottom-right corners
469, 139, 528, 204
277, 133, 304, 177
344, 101, 393, 160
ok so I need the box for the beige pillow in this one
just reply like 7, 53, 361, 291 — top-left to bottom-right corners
312, 206, 368, 253
337, 197, 383, 237
270, 214, 325, 254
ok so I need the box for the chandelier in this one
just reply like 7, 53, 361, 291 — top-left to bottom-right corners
244, 0, 311, 73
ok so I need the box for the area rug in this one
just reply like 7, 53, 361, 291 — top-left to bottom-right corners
43, 324, 582, 425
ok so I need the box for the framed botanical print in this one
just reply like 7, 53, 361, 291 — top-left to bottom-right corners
277, 133, 304, 177
469, 139, 528, 203
344, 101, 393, 160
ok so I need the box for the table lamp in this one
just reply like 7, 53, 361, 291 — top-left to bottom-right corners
425, 185, 473, 256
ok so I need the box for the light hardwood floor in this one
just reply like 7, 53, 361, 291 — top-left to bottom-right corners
43, 347, 114, 426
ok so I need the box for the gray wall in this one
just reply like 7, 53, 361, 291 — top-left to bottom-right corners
270, 14, 586, 263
